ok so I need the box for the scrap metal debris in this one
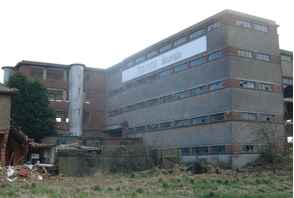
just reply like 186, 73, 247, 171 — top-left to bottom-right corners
0, 163, 55, 183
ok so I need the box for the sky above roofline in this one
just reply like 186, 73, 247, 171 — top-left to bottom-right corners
0, 0, 293, 82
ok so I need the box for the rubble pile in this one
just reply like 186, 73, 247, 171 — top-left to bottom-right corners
0, 163, 55, 184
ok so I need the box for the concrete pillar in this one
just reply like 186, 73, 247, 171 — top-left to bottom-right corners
68, 64, 85, 136
2, 66, 14, 84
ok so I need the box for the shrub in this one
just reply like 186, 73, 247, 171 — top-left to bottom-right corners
107, 144, 154, 173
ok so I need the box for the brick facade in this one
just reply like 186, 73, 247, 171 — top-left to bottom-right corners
13, 61, 106, 136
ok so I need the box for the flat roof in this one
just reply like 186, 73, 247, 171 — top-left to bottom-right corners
15, 60, 104, 72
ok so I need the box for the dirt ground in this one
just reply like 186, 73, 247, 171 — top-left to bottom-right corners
0, 167, 292, 198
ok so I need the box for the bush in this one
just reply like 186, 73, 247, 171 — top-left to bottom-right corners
107, 144, 154, 173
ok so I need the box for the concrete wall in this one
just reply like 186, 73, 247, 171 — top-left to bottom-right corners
280, 51, 293, 78
108, 89, 232, 127
107, 58, 230, 110
106, 25, 229, 128
0, 95, 11, 130
105, 12, 284, 169
129, 122, 232, 148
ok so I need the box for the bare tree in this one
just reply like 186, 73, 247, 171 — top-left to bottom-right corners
254, 123, 287, 173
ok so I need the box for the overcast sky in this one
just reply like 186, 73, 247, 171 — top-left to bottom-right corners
0, 0, 292, 83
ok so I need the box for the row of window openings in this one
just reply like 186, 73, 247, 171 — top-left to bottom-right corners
238, 49, 271, 62
235, 20, 268, 32
55, 111, 69, 123
126, 22, 220, 67
127, 18, 270, 67
109, 80, 276, 117
179, 144, 261, 156
127, 112, 276, 134
31, 68, 67, 81
110, 49, 273, 97
47, 89, 91, 101
282, 78, 293, 86
110, 50, 224, 96
281, 55, 293, 63
55, 112, 90, 125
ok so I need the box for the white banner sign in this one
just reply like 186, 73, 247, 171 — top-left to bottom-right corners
122, 35, 207, 82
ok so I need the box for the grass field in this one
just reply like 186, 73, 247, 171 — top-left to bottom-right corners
0, 168, 292, 198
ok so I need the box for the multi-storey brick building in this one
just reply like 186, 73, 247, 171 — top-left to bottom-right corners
2, 10, 293, 167
3, 61, 106, 137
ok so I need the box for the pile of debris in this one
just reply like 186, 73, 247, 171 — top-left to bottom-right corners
0, 163, 56, 184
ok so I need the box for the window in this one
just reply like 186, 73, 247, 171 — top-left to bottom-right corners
128, 128, 135, 134
175, 90, 191, 99
192, 146, 208, 155
47, 69, 64, 80
253, 24, 268, 32
208, 51, 223, 61
145, 98, 159, 107
159, 44, 172, 53
207, 22, 220, 32
192, 116, 209, 125
236, 20, 251, 28
255, 53, 270, 62
159, 69, 173, 78
109, 109, 120, 117
259, 114, 274, 122
122, 106, 129, 112
209, 81, 224, 91
147, 50, 158, 58
147, 124, 159, 130
190, 57, 207, 66
31, 67, 43, 80
126, 61, 134, 67
240, 112, 257, 121
191, 85, 207, 96
174, 119, 191, 127
282, 78, 293, 86
174, 63, 189, 73
240, 80, 256, 89
174, 37, 187, 46
135, 126, 145, 132
190, 29, 206, 39
159, 122, 172, 129
259, 83, 272, 91
160, 95, 176, 103
135, 56, 146, 63
47, 89, 65, 101
56, 111, 66, 122
181, 147, 191, 156
238, 50, 253, 58
210, 113, 225, 122
133, 103, 142, 111
210, 145, 225, 154
281, 55, 292, 63
241, 145, 255, 153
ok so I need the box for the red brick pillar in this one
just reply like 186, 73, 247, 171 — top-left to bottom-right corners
231, 144, 240, 154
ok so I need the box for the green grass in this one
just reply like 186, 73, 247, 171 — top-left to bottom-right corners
0, 169, 292, 198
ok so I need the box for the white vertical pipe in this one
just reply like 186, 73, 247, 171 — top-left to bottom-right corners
68, 64, 84, 136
